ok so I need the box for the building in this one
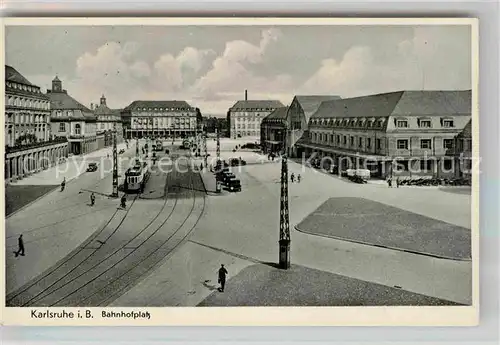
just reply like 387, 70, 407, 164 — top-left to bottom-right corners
5, 65, 52, 146
452, 119, 473, 179
296, 90, 472, 179
47, 77, 98, 155
4, 66, 69, 182
286, 95, 341, 156
121, 100, 197, 139
260, 107, 288, 154
227, 90, 284, 139
92, 94, 124, 148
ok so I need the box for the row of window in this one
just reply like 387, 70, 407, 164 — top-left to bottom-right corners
6, 95, 50, 110
132, 118, 195, 124
236, 124, 258, 129
234, 131, 259, 136
6, 82, 43, 94
233, 117, 264, 121
231, 109, 275, 113
311, 132, 456, 150
134, 108, 195, 113
59, 123, 81, 134
6, 113, 49, 124
310, 117, 455, 129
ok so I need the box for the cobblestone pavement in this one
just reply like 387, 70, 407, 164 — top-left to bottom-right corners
296, 197, 471, 260
198, 263, 461, 306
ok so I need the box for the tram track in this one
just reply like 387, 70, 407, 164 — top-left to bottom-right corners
19, 173, 175, 307
7, 155, 206, 307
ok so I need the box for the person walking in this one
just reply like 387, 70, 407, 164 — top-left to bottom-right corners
297, 174, 301, 183
396, 177, 400, 188
290, 173, 295, 183
121, 194, 127, 209
218, 264, 228, 292
387, 177, 392, 188
60, 177, 66, 192
90, 192, 95, 207
14, 234, 25, 257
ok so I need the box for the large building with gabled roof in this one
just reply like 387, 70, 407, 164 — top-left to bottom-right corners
296, 90, 472, 179
227, 90, 284, 139
121, 100, 197, 139
47, 76, 98, 155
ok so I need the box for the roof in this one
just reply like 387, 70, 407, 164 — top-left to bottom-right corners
124, 100, 193, 111
458, 119, 472, 137
5, 65, 34, 86
48, 91, 94, 118
311, 90, 472, 119
230, 100, 284, 110
263, 107, 288, 121
294, 95, 341, 117
94, 104, 122, 116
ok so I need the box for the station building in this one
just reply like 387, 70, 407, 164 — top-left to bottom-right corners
295, 90, 472, 179
47, 77, 98, 155
4, 66, 68, 183
121, 100, 197, 139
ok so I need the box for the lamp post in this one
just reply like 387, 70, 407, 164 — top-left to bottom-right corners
215, 127, 221, 193
279, 125, 290, 269
111, 122, 118, 198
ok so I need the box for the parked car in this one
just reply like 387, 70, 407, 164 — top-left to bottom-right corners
221, 173, 236, 185
119, 149, 125, 154
86, 162, 98, 172
229, 158, 247, 166
226, 178, 242, 192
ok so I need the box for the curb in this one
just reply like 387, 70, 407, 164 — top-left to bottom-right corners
293, 225, 472, 262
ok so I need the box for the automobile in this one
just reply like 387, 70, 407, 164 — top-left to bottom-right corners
229, 158, 247, 166
221, 173, 236, 184
215, 169, 231, 181
165, 148, 170, 154
119, 149, 125, 154
86, 162, 98, 172
226, 178, 241, 192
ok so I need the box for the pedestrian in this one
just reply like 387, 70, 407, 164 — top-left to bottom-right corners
290, 173, 295, 183
90, 192, 95, 206
60, 177, 66, 192
14, 234, 25, 257
218, 264, 228, 292
297, 174, 301, 183
107, 153, 110, 159
387, 177, 392, 188
120, 195, 127, 209
396, 177, 400, 188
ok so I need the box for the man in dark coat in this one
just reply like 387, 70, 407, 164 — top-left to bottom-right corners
121, 195, 127, 209
218, 264, 228, 292
90, 192, 95, 206
60, 177, 66, 192
15, 234, 25, 257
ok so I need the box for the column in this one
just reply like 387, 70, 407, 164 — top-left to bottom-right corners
12, 157, 17, 180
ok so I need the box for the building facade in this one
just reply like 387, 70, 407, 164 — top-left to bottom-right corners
287, 95, 341, 156
296, 90, 472, 179
92, 94, 124, 148
5, 65, 52, 147
121, 100, 197, 139
47, 77, 98, 155
453, 119, 473, 179
227, 90, 284, 139
260, 107, 288, 154
4, 66, 70, 183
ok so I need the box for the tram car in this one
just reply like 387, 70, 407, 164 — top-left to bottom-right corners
124, 161, 151, 193
154, 140, 163, 151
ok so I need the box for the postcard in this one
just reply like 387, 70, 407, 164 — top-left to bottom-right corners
1, 17, 479, 326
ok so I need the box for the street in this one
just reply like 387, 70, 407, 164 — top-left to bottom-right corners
5, 138, 472, 307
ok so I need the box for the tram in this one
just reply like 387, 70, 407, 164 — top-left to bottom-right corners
124, 161, 151, 193
154, 139, 163, 152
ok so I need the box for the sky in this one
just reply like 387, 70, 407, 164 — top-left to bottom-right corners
5, 24, 472, 116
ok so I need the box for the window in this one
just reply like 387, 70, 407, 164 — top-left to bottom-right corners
367, 138, 372, 148
330, 134, 334, 143
59, 123, 65, 132
396, 120, 408, 128
443, 139, 454, 149
343, 136, 347, 145
443, 120, 454, 128
358, 137, 363, 147
420, 139, 432, 149
56, 110, 62, 117
419, 120, 431, 128
336, 135, 340, 144
395, 160, 409, 171
350, 137, 354, 146
75, 124, 81, 135
397, 139, 409, 149
67, 110, 73, 117
443, 159, 453, 170
420, 160, 431, 171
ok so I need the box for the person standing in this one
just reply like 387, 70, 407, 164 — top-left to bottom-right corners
290, 173, 295, 183
60, 177, 66, 192
297, 174, 301, 183
396, 177, 400, 188
90, 192, 95, 206
218, 264, 228, 292
387, 177, 392, 188
121, 194, 127, 209
14, 234, 25, 257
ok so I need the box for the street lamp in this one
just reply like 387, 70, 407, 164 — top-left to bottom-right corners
279, 125, 290, 269
111, 122, 118, 198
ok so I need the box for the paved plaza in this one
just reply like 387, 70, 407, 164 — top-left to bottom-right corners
5, 138, 473, 307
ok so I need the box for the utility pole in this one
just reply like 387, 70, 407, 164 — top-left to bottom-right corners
279, 125, 290, 269
215, 126, 221, 193
111, 122, 118, 198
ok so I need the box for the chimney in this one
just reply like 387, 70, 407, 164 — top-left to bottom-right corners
245, 90, 248, 101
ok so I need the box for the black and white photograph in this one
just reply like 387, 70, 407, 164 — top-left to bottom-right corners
2, 18, 478, 325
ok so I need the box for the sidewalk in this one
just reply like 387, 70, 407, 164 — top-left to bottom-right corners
11, 143, 129, 186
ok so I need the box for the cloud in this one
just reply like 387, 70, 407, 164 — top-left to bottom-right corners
192, 28, 293, 98
300, 26, 471, 97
